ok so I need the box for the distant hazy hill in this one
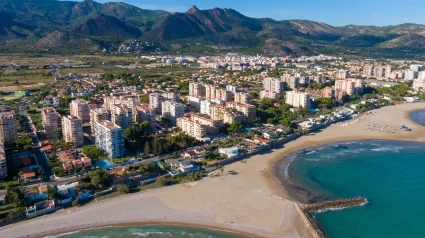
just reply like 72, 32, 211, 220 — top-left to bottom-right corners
0, 0, 424, 54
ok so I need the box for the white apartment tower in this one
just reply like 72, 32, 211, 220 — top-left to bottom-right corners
285, 91, 311, 108
62, 115, 83, 147
162, 101, 185, 125
94, 120, 124, 158
263, 78, 285, 93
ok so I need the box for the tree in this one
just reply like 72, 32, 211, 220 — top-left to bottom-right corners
47, 186, 58, 199
123, 127, 138, 141
144, 141, 150, 156
138, 121, 152, 136
117, 184, 129, 194
16, 136, 32, 150
155, 176, 167, 187
31, 186, 38, 195
82, 145, 104, 160
89, 169, 111, 191
227, 122, 244, 134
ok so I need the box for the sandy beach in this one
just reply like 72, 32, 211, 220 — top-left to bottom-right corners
1, 102, 424, 238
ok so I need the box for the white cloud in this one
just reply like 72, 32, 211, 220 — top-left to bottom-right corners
371, 12, 381, 17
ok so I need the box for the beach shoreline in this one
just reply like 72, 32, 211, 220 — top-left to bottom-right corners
1, 103, 425, 238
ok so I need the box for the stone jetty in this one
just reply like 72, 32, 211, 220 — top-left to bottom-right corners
299, 197, 367, 238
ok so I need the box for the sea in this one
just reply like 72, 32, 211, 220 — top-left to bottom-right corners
287, 139, 425, 238
53, 225, 247, 238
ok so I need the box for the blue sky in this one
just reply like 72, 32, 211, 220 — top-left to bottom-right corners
94, 0, 424, 26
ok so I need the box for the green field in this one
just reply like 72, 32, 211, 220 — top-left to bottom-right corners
0, 69, 51, 86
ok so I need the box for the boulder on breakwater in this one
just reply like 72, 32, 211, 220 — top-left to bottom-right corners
300, 196, 367, 238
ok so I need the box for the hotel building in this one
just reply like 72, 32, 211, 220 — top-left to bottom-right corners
94, 120, 124, 158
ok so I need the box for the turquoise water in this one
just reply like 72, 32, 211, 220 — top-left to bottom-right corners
288, 140, 425, 238
96, 159, 113, 169
56, 225, 247, 238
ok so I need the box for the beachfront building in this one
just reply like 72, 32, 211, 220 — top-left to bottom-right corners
0, 111, 17, 144
94, 120, 124, 158
285, 91, 311, 108
70, 99, 90, 123
41, 107, 59, 139
90, 108, 109, 134
226, 102, 256, 124
62, 115, 83, 147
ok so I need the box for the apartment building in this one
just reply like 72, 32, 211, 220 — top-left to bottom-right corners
282, 76, 299, 89
161, 101, 185, 126
226, 102, 256, 124
62, 115, 83, 147
70, 99, 90, 123
363, 65, 373, 77
0, 111, 16, 144
205, 85, 219, 100
263, 77, 285, 93
374, 67, 384, 78
177, 117, 207, 139
334, 78, 364, 95
42, 107, 59, 139
234, 92, 252, 104
94, 120, 124, 158
134, 104, 156, 123
336, 69, 349, 79
111, 104, 133, 129
260, 90, 279, 101
404, 69, 415, 80
323, 87, 336, 98
191, 114, 221, 135
189, 82, 205, 97
223, 108, 243, 124
384, 65, 392, 78
226, 85, 239, 92
90, 108, 109, 134
285, 91, 311, 108
149, 93, 166, 114
210, 104, 227, 121
0, 141, 6, 178
188, 95, 203, 109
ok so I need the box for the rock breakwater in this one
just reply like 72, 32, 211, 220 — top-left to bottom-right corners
300, 197, 367, 238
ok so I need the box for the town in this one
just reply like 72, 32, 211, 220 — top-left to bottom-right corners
0, 53, 423, 225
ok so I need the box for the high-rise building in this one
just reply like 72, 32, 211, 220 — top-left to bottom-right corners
111, 104, 133, 129
337, 69, 349, 79
410, 64, 424, 72
162, 101, 185, 126
94, 120, 124, 158
149, 93, 166, 114
285, 91, 311, 108
134, 104, 156, 123
263, 78, 285, 93
189, 82, 205, 96
334, 78, 364, 95
70, 99, 90, 123
226, 85, 239, 92
205, 85, 219, 100
384, 65, 392, 78
282, 76, 299, 89
323, 87, 335, 98
226, 102, 256, 124
363, 65, 373, 77
90, 108, 109, 134
0, 141, 6, 178
188, 96, 203, 109
177, 117, 207, 139
404, 69, 415, 80
223, 108, 243, 124
374, 67, 384, 78
62, 115, 83, 147
42, 107, 59, 139
234, 92, 252, 104
191, 114, 222, 135
0, 112, 16, 144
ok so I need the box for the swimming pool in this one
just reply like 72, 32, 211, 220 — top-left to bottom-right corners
96, 160, 113, 169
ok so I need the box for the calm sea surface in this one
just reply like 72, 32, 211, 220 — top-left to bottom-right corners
288, 139, 425, 238
55, 225, 247, 238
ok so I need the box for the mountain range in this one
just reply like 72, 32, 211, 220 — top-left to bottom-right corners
0, 0, 425, 55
